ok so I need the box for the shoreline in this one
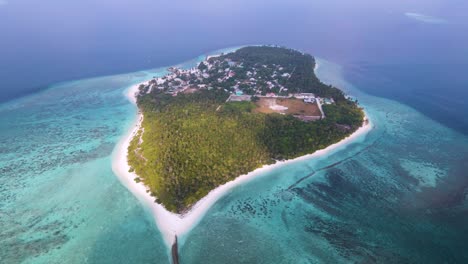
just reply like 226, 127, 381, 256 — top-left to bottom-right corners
112, 67, 372, 249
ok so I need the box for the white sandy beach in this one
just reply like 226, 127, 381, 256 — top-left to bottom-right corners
112, 74, 372, 248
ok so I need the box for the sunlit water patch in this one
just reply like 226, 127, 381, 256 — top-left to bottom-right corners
405, 12, 448, 24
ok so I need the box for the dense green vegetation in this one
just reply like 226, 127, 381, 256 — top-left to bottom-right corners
130, 94, 363, 212
128, 46, 364, 213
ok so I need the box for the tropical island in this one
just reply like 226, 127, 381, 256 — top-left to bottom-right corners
127, 46, 365, 213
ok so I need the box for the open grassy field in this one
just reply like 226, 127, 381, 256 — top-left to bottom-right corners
254, 98, 321, 116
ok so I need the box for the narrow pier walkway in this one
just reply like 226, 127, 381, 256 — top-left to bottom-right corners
171, 236, 179, 264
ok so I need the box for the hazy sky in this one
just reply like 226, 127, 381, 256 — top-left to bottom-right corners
1, 0, 467, 101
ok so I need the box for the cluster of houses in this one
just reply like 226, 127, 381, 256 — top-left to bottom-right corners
241, 64, 292, 95
145, 67, 204, 95
138, 55, 335, 107
139, 55, 297, 97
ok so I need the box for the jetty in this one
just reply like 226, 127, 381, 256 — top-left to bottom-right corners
171, 235, 179, 264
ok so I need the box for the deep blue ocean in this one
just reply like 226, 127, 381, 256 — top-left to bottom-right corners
1, 0, 468, 263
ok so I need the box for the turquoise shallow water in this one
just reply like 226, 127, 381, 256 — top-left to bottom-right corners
1, 52, 468, 263
0, 70, 170, 263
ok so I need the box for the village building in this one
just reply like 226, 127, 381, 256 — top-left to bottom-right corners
293, 93, 315, 99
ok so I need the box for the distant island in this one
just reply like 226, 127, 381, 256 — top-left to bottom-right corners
127, 46, 365, 213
